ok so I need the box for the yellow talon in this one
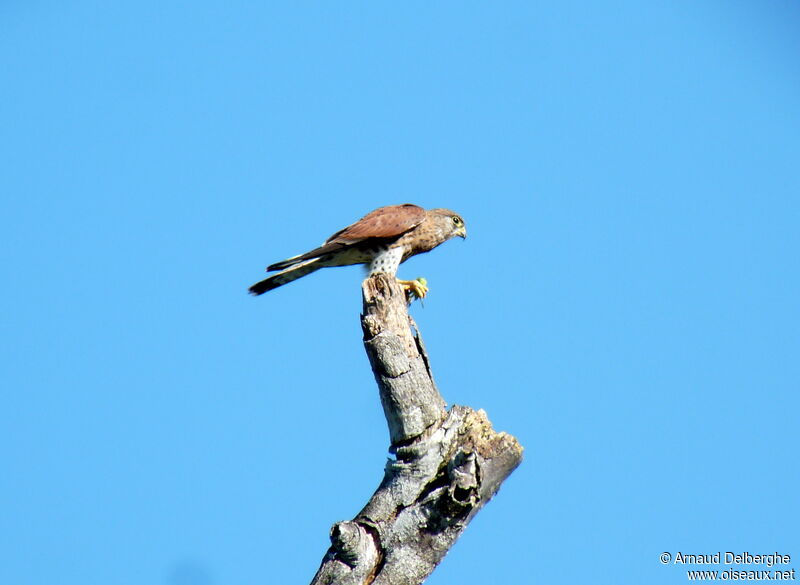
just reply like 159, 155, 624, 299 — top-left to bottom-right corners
397, 277, 429, 301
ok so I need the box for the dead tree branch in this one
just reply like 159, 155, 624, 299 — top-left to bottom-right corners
309, 274, 523, 585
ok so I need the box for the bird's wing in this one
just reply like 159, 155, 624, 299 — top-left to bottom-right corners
325, 203, 426, 243
267, 204, 425, 271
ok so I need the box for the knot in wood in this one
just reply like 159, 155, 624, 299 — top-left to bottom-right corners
330, 521, 371, 567
361, 314, 383, 338
448, 450, 479, 505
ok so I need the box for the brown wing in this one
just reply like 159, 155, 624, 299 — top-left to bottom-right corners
325, 203, 425, 243
267, 204, 425, 271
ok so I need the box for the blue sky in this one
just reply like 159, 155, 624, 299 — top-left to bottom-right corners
2, 2, 798, 584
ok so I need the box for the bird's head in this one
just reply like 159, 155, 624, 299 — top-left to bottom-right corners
429, 208, 467, 241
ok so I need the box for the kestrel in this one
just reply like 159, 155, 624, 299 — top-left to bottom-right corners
248, 204, 466, 298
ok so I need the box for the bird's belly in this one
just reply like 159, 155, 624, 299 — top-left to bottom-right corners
368, 246, 404, 275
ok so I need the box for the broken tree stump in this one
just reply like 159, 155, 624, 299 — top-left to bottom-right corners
309, 273, 523, 585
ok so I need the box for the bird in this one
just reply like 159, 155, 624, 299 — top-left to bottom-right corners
248, 204, 466, 298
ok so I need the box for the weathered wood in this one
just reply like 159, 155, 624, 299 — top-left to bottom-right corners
309, 274, 523, 585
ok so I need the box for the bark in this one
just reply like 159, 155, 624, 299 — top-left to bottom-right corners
309, 274, 523, 585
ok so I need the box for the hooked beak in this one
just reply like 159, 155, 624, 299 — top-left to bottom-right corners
456, 226, 467, 239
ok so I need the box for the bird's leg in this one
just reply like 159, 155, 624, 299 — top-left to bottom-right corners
397, 277, 429, 300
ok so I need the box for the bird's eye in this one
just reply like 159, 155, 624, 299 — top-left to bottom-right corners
452, 216, 463, 226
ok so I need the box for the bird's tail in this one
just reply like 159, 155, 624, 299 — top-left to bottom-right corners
248, 258, 323, 296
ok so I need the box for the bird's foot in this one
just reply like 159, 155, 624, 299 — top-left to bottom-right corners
397, 277, 428, 302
